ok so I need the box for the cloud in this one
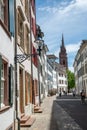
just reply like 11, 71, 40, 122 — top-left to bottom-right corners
37, 0, 87, 25
38, 6, 58, 13
66, 42, 81, 53
36, 0, 87, 72
37, 0, 87, 40
38, 0, 87, 14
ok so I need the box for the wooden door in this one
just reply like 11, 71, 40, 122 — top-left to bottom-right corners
19, 67, 24, 113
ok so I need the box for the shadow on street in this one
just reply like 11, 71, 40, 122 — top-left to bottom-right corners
55, 94, 87, 130
49, 100, 59, 130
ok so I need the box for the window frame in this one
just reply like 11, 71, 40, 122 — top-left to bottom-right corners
0, 56, 13, 110
0, 0, 5, 22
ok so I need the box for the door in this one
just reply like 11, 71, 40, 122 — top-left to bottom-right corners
19, 67, 24, 113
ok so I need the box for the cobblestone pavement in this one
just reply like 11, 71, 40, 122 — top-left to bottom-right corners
21, 95, 83, 130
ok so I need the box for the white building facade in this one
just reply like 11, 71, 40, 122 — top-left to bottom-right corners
0, 0, 14, 129
55, 63, 68, 94
73, 40, 87, 96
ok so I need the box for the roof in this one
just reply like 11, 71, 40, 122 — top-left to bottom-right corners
47, 54, 58, 60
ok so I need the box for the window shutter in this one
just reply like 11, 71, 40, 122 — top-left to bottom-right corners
9, 64, 14, 106
0, 55, 2, 108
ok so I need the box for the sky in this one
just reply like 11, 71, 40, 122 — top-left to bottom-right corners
36, 0, 87, 72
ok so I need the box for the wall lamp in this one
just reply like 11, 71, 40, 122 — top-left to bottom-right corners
16, 39, 44, 63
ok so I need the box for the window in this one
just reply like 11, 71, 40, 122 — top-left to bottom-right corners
59, 80, 61, 84
24, 24, 30, 54
1, 63, 5, 107
31, 17, 36, 36
0, 0, 4, 22
19, 18, 24, 48
8, 128, 13, 130
25, 72, 30, 105
63, 60, 65, 66
25, 0, 29, 21
62, 80, 63, 84
0, 56, 14, 109
32, 46, 38, 67
85, 63, 87, 74
8, 127, 13, 130
0, 56, 8, 108
31, 0, 35, 14
6, 125, 13, 130
17, 8, 25, 49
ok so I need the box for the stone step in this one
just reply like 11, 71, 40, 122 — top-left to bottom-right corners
34, 106, 41, 110
34, 108, 43, 113
21, 113, 25, 118
20, 115, 30, 123
20, 116, 36, 127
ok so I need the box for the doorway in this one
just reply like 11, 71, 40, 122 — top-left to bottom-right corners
19, 67, 24, 113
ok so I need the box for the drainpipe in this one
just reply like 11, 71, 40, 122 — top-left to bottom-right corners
38, 58, 41, 106
56, 70, 58, 94
14, 0, 20, 130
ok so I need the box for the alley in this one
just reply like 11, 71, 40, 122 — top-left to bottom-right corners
21, 95, 84, 130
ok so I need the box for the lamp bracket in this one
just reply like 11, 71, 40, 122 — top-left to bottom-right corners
16, 53, 38, 63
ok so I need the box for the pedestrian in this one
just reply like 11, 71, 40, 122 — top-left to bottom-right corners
59, 92, 61, 97
73, 90, 75, 97
80, 90, 86, 104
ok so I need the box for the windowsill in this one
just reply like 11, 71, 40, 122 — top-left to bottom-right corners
0, 106, 10, 113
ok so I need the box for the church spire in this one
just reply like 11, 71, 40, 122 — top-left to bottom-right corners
62, 33, 64, 47
59, 34, 68, 69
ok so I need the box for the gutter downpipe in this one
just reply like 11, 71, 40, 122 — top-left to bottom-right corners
14, 0, 20, 130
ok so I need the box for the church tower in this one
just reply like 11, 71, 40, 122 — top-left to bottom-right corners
59, 34, 68, 69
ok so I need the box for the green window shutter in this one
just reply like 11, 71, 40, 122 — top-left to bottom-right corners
9, 64, 14, 106
0, 55, 2, 108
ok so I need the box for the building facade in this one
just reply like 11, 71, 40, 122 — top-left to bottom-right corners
73, 40, 87, 96
0, 0, 14, 129
55, 62, 68, 94
0, 0, 69, 129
